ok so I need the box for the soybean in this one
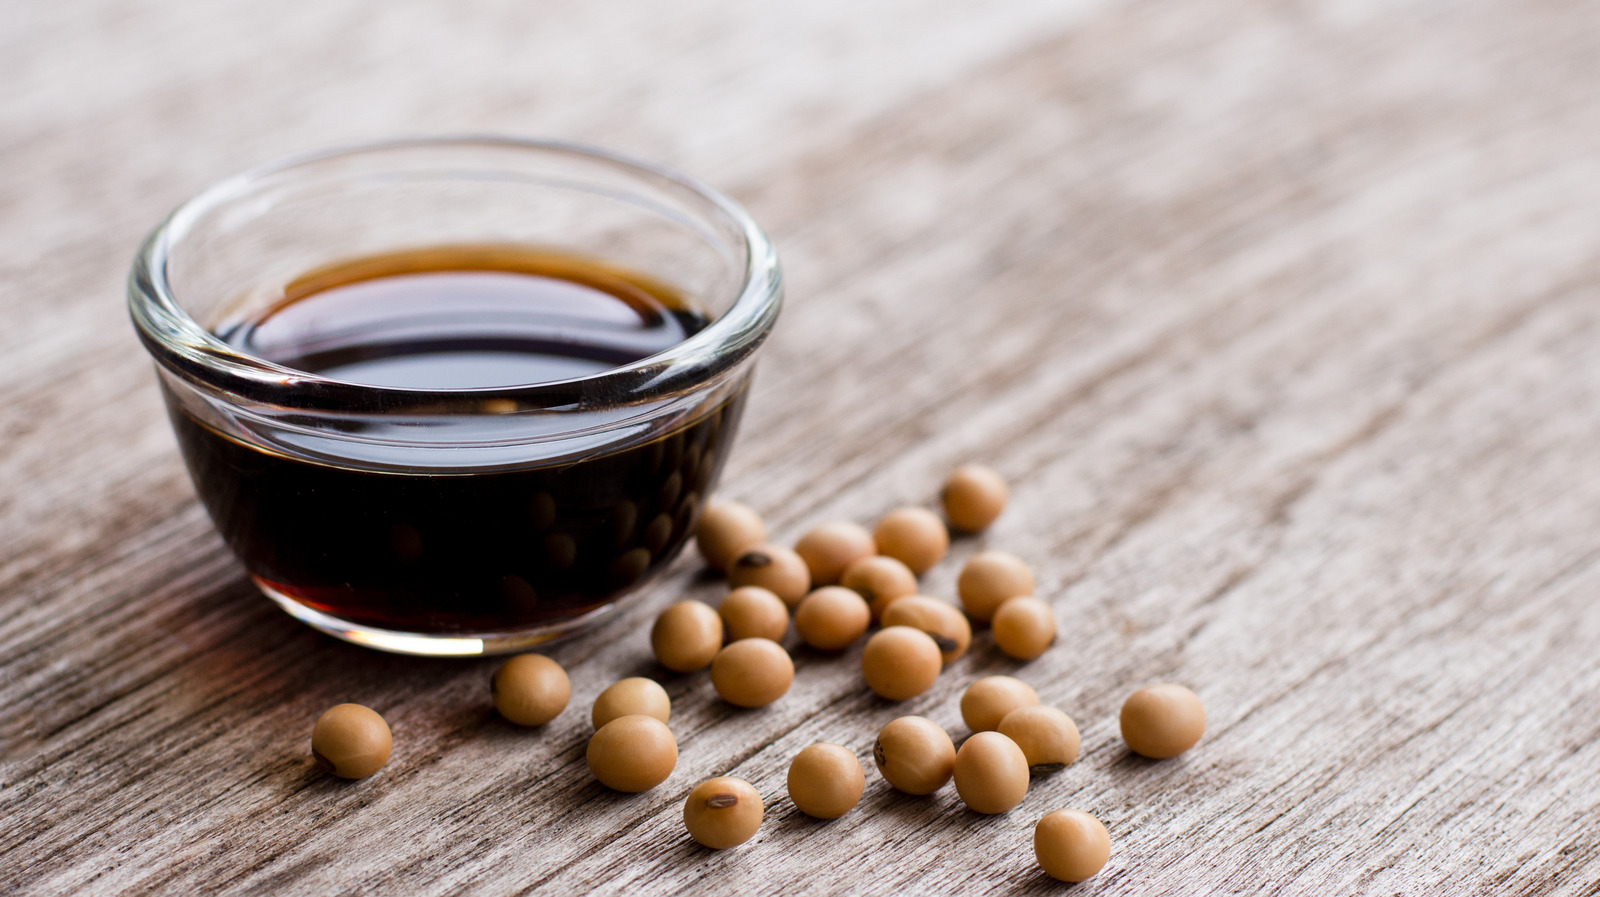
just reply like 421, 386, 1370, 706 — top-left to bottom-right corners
651, 600, 723, 673
787, 743, 866, 819
873, 716, 956, 795
861, 627, 943, 701
491, 654, 571, 726
311, 703, 392, 779
793, 521, 876, 586
990, 596, 1056, 660
684, 776, 763, 849
998, 706, 1080, 773
942, 463, 1008, 532
794, 586, 871, 651
873, 506, 949, 574
696, 501, 766, 571
840, 554, 920, 622
711, 638, 795, 707
1034, 809, 1111, 882
586, 714, 677, 792
953, 731, 1029, 814
1120, 683, 1206, 758
728, 543, 812, 607
880, 595, 972, 664
960, 675, 1040, 732
591, 677, 671, 729
719, 585, 790, 643
956, 551, 1034, 623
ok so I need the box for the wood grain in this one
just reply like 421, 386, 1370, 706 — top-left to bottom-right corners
5, 0, 1600, 893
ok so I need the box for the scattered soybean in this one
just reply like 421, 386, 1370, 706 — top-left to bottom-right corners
696, 501, 767, 572
311, 703, 392, 779
953, 731, 1029, 814
960, 676, 1041, 732
873, 716, 957, 795
998, 706, 1080, 773
591, 677, 671, 730
1120, 684, 1206, 759
1034, 809, 1111, 882
586, 714, 677, 792
787, 743, 866, 819
942, 464, 1008, 532
491, 654, 571, 727
728, 543, 812, 607
684, 776, 763, 849
990, 596, 1056, 660
840, 554, 919, 622
719, 585, 790, 643
861, 627, 943, 701
794, 586, 872, 651
956, 551, 1034, 623
880, 595, 972, 665
711, 638, 795, 708
873, 507, 949, 574
651, 601, 724, 673
793, 521, 877, 586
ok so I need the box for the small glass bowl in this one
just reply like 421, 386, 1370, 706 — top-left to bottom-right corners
128, 137, 782, 656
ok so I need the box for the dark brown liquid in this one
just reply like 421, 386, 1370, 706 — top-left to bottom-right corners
168, 246, 743, 634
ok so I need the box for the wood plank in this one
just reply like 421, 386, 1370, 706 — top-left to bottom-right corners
4, 0, 1600, 893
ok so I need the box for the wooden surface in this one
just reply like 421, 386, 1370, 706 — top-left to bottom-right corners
5, 0, 1600, 893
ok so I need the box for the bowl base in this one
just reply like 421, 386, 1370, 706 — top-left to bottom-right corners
257, 578, 618, 656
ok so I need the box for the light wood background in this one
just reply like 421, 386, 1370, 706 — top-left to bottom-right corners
4, 0, 1600, 893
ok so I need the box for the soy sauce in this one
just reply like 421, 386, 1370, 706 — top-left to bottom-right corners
166, 245, 744, 634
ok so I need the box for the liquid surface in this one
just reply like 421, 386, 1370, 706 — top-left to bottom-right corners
218, 245, 705, 387
171, 246, 743, 635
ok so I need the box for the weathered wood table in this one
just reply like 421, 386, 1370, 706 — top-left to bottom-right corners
4, 1, 1599, 893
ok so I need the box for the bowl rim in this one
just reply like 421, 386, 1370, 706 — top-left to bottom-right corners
127, 135, 782, 414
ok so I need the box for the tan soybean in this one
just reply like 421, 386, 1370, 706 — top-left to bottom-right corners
960, 676, 1040, 732
591, 677, 671, 729
990, 596, 1056, 660
794, 586, 871, 651
651, 600, 723, 673
880, 595, 972, 665
491, 654, 571, 726
840, 554, 919, 622
998, 706, 1080, 772
1120, 683, 1206, 758
684, 776, 763, 849
953, 731, 1029, 814
872, 506, 949, 574
787, 743, 866, 819
311, 703, 392, 779
711, 638, 795, 707
793, 521, 876, 586
873, 716, 956, 795
956, 550, 1034, 623
718, 585, 790, 643
942, 463, 1008, 532
696, 501, 766, 571
1035, 809, 1111, 882
586, 714, 677, 792
728, 543, 812, 607
861, 626, 943, 701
